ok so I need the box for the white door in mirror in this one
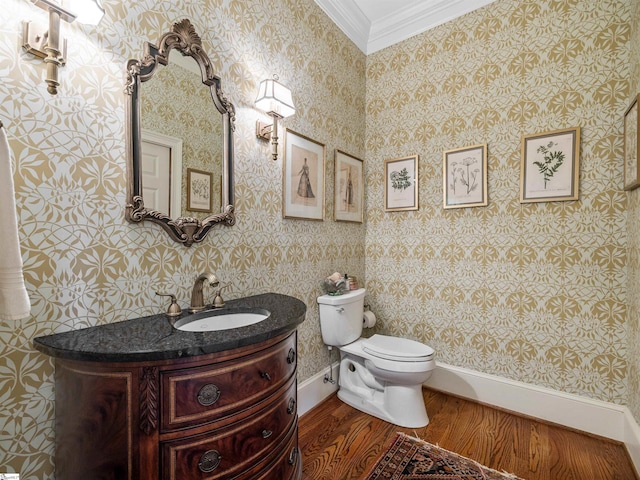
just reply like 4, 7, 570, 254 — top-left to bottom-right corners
141, 140, 171, 214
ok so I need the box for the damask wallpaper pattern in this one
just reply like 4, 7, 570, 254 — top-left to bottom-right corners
627, 0, 640, 427
0, 0, 365, 476
365, 0, 630, 403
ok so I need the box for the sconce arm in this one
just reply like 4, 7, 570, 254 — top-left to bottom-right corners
256, 113, 284, 161
23, 0, 76, 95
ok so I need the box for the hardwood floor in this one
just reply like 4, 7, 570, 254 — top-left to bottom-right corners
298, 388, 639, 480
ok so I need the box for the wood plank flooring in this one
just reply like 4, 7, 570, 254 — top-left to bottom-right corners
298, 388, 639, 480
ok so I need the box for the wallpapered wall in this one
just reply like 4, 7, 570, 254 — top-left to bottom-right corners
365, 0, 631, 406
627, 0, 640, 428
0, 0, 638, 477
0, 0, 365, 476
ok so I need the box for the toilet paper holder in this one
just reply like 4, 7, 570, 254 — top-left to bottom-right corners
363, 309, 376, 328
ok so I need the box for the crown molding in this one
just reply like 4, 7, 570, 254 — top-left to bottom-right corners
315, 0, 497, 55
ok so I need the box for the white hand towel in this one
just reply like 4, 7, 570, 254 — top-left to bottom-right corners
0, 123, 31, 321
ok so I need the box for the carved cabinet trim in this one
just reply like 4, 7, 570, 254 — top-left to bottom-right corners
139, 366, 159, 435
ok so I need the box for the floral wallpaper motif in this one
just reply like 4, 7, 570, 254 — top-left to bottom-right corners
365, 0, 630, 403
0, 0, 365, 477
627, 0, 640, 426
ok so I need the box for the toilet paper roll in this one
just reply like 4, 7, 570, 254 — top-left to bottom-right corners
363, 310, 376, 328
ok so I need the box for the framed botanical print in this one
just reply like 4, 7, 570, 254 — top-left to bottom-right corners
520, 127, 580, 203
283, 129, 325, 220
384, 155, 418, 212
187, 168, 213, 213
334, 150, 363, 223
624, 95, 640, 191
443, 144, 488, 209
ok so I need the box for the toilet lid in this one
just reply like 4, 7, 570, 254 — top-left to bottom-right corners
362, 334, 434, 362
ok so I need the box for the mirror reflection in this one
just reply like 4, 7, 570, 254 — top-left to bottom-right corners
125, 19, 235, 247
140, 50, 223, 219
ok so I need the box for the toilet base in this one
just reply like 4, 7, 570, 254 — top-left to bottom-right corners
337, 384, 429, 428
337, 354, 430, 428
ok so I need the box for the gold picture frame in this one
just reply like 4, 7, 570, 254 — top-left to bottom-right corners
520, 127, 580, 203
283, 129, 325, 220
334, 150, 364, 223
384, 155, 418, 212
443, 144, 488, 209
624, 95, 640, 191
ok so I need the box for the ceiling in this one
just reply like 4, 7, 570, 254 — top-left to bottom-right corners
314, 0, 497, 55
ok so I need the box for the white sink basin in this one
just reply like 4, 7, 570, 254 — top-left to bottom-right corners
173, 309, 270, 332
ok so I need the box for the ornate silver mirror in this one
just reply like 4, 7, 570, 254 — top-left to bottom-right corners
125, 19, 235, 246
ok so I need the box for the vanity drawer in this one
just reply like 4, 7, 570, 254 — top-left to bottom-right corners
248, 427, 300, 480
161, 378, 298, 479
161, 332, 296, 431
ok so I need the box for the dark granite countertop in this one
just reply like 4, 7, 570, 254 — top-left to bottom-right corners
33, 293, 306, 362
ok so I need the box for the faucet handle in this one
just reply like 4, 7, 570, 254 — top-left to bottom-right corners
212, 283, 229, 308
156, 292, 182, 317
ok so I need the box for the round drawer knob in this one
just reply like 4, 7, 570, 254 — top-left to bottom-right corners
287, 348, 296, 364
287, 397, 296, 415
260, 371, 271, 381
262, 429, 273, 438
198, 449, 221, 473
197, 384, 220, 406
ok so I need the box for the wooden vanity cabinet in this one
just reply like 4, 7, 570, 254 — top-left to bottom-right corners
53, 331, 301, 480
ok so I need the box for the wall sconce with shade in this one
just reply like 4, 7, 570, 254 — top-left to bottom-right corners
255, 75, 295, 161
22, 0, 105, 95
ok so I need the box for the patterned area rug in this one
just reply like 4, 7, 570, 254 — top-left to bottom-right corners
364, 433, 524, 479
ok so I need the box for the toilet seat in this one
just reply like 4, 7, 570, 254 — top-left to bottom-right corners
362, 334, 434, 362
341, 338, 434, 373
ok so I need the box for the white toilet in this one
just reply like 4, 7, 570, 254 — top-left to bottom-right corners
317, 288, 435, 428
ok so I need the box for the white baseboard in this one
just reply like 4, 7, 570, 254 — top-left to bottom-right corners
297, 362, 339, 417
297, 360, 640, 475
427, 362, 626, 440
625, 407, 640, 475
428, 362, 640, 474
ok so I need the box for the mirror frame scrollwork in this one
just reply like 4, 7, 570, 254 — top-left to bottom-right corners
124, 19, 236, 246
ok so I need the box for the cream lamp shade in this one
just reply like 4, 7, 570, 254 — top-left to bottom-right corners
255, 77, 295, 119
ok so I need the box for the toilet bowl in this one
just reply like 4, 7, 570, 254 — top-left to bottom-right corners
317, 288, 435, 428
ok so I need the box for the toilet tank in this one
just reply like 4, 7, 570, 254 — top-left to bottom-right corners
317, 288, 366, 346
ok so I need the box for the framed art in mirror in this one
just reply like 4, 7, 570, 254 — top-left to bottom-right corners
624, 95, 640, 191
520, 127, 580, 203
283, 129, 325, 220
187, 168, 213, 213
124, 19, 236, 246
334, 150, 363, 223
384, 155, 418, 212
443, 144, 488, 209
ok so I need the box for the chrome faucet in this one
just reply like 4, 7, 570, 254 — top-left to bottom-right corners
189, 273, 219, 313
